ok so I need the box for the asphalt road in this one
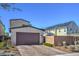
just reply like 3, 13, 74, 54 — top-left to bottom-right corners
17, 45, 67, 56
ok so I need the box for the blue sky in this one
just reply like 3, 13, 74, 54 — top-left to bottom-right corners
0, 3, 79, 32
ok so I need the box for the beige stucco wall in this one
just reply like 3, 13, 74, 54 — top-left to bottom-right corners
56, 27, 67, 36
10, 20, 31, 28
49, 29, 56, 34
11, 27, 44, 45
45, 36, 54, 44
45, 27, 67, 36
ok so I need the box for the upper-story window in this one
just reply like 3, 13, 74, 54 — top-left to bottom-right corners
69, 28, 73, 33
59, 29, 61, 32
70, 28, 72, 31
76, 30, 78, 33
64, 29, 66, 32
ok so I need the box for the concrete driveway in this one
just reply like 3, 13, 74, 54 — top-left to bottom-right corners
16, 45, 67, 56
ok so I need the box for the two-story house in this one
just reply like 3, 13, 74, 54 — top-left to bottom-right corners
10, 19, 44, 45
45, 21, 79, 36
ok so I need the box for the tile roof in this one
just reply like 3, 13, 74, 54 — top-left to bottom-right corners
46, 21, 76, 30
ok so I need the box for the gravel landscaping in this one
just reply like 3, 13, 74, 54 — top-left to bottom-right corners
0, 39, 21, 56
0, 48, 20, 56
55, 45, 79, 53
55, 46, 72, 53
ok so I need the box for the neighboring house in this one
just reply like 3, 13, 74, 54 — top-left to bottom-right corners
10, 19, 44, 45
45, 21, 79, 36
0, 20, 6, 41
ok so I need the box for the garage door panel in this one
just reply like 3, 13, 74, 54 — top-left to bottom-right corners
16, 32, 40, 45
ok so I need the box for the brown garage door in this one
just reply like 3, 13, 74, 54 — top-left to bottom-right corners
16, 32, 40, 45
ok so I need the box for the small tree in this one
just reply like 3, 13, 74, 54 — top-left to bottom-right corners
0, 3, 22, 41
0, 3, 22, 49
0, 3, 22, 11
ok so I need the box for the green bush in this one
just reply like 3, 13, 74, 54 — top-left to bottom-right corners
0, 42, 4, 48
70, 45, 79, 52
0, 39, 2, 42
43, 43, 54, 47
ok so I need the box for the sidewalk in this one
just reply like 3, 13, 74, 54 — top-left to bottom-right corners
55, 53, 79, 56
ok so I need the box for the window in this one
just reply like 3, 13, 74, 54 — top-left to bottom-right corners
76, 30, 78, 33
70, 28, 72, 31
69, 28, 73, 33
64, 29, 66, 32
59, 29, 61, 32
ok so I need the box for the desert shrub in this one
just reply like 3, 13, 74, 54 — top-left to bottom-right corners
70, 46, 75, 50
0, 39, 2, 42
70, 45, 79, 52
0, 42, 4, 48
43, 43, 54, 47
0, 40, 14, 49
11, 45, 15, 48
